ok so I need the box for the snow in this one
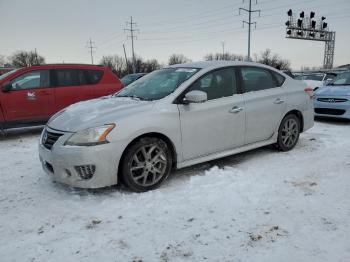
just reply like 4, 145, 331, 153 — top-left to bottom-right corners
0, 120, 350, 262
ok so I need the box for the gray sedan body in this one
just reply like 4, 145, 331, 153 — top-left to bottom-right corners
39, 61, 314, 189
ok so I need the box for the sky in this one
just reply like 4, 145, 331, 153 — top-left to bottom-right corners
0, 0, 349, 70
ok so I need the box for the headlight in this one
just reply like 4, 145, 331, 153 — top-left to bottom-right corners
65, 124, 115, 146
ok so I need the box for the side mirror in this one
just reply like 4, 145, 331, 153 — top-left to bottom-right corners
183, 90, 207, 104
2, 82, 12, 92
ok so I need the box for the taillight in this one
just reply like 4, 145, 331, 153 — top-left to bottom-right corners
304, 87, 314, 99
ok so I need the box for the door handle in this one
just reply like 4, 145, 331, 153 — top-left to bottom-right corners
274, 98, 285, 104
229, 106, 243, 113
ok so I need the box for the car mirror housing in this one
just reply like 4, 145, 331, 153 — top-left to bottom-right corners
1, 82, 12, 92
183, 90, 208, 104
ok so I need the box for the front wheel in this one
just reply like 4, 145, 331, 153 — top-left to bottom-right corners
275, 114, 300, 152
121, 137, 172, 192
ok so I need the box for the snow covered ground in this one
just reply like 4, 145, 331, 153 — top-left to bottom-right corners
0, 120, 349, 262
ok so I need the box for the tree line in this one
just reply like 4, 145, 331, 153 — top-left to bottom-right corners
1, 49, 291, 77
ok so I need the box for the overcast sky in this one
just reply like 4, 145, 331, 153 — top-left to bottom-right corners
0, 0, 349, 70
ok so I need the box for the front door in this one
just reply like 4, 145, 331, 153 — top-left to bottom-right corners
178, 67, 245, 160
0, 70, 54, 123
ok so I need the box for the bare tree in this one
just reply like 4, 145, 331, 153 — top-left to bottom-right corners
255, 49, 291, 70
0, 55, 6, 66
100, 55, 161, 77
100, 55, 126, 77
204, 52, 244, 61
168, 54, 191, 65
9, 50, 45, 67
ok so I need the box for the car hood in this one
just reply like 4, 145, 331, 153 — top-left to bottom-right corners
315, 85, 350, 97
48, 97, 154, 132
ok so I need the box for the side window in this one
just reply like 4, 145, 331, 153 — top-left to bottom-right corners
54, 69, 79, 87
10, 70, 49, 90
188, 68, 237, 100
241, 67, 276, 92
86, 70, 103, 85
272, 71, 285, 87
77, 70, 88, 85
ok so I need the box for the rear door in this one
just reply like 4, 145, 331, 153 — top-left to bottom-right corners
52, 69, 94, 112
239, 66, 286, 144
0, 70, 55, 122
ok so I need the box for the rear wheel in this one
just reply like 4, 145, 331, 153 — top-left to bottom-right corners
275, 114, 300, 151
121, 137, 172, 192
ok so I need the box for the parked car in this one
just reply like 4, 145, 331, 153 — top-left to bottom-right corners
39, 61, 314, 192
295, 72, 337, 90
121, 73, 147, 86
0, 64, 123, 130
314, 71, 350, 119
0, 67, 16, 76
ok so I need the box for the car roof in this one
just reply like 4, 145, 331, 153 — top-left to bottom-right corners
168, 60, 279, 71
20, 64, 106, 70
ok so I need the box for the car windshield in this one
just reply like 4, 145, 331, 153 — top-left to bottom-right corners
328, 72, 350, 86
0, 69, 18, 81
115, 67, 200, 100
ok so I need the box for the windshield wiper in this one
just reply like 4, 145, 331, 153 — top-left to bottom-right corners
115, 94, 143, 101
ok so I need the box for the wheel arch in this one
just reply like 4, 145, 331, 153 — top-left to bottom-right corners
118, 132, 178, 182
284, 109, 304, 133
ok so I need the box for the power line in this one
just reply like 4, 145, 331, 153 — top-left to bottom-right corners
137, 22, 282, 45
86, 38, 97, 64
239, 0, 261, 60
141, 1, 243, 27
99, 32, 125, 46
124, 16, 138, 73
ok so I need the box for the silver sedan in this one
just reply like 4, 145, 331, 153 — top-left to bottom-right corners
39, 61, 314, 192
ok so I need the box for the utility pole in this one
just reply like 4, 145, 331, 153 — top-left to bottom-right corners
124, 16, 138, 73
86, 38, 97, 64
123, 43, 130, 74
34, 48, 38, 64
239, 0, 261, 61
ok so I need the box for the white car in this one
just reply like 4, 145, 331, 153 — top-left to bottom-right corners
39, 61, 314, 192
295, 72, 337, 90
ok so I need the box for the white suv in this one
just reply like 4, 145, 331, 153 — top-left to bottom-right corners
39, 61, 314, 192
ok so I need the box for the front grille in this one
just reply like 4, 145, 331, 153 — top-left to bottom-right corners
315, 108, 346, 115
317, 98, 348, 103
75, 165, 96, 180
42, 129, 64, 150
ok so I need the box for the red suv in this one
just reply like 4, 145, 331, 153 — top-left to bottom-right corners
0, 64, 123, 130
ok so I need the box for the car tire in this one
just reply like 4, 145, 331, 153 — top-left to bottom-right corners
275, 114, 300, 152
121, 137, 173, 192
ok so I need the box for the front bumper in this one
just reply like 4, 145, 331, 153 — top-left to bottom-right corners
39, 127, 125, 188
314, 97, 350, 120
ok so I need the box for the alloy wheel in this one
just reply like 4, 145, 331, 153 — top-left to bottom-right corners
129, 144, 168, 187
281, 118, 299, 148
